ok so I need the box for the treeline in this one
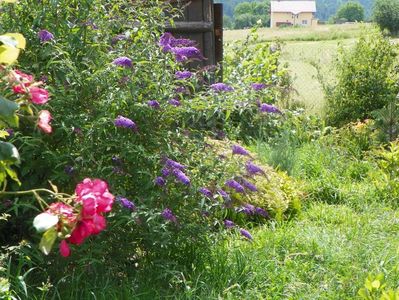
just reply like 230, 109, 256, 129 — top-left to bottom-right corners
216, 0, 375, 27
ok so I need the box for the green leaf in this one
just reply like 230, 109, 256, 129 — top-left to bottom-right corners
33, 213, 58, 233
39, 227, 57, 255
4, 164, 20, 185
0, 45, 20, 65
0, 141, 20, 164
0, 96, 19, 127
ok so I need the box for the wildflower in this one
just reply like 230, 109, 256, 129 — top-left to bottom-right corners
175, 71, 192, 80
232, 144, 249, 156
38, 30, 54, 43
259, 103, 281, 114
170, 37, 197, 47
239, 203, 256, 215
29, 87, 50, 105
59, 240, 71, 257
175, 86, 187, 94
161, 208, 177, 223
64, 165, 75, 176
224, 219, 235, 229
147, 100, 160, 109
210, 83, 234, 92
251, 83, 267, 91
225, 179, 245, 193
114, 115, 137, 131
165, 159, 186, 170
171, 47, 205, 63
240, 228, 253, 240
117, 196, 136, 211
154, 176, 166, 186
246, 161, 264, 176
240, 178, 257, 192
218, 189, 230, 200
111, 34, 127, 45
159, 33, 196, 52
161, 168, 171, 177
168, 99, 181, 106
173, 169, 190, 185
199, 187, 212, 198
112, 57, 132, 68
37, 110, 52, 134
255, 207, 270, 219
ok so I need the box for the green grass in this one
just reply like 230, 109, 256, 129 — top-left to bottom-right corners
224, 23, 368, 43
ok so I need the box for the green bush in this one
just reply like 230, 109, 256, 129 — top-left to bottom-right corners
324, 28, 399, 126
373, 0, 399, 35
335, 1, 365, 22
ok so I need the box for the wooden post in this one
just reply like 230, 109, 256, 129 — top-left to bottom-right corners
214, 3, 223, 81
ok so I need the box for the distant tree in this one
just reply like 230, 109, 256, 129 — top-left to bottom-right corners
373, 0, 399, 35
335, 1, 364, 22
233, 1, 269, 29
223, 15, 233, 29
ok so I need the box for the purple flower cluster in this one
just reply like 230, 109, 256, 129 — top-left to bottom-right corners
159, 33, 204, 63
240, 228, 253, 240
112, 57, 133, 68
218, 189, 230, 200
246, 161, 264, 176
147, 100, 160, 109
237, 204, 269, 219
168, 99, 181, 107
232, 144, 249, 156
199, 187, 213, 198
240, 178, 257, 192
38, 30, 54, 43
210, 83, 234, 93
157, 158, 190, 186
224, 219, 235, 228
225, 179, 245, 193
251, 83, 267, 91
111, 34, 127, 45
161, 208, 177, 223
114, 115, 137, 132
259, 103, 281, 114
117, 196, 136, 211
175, 70, 193, 80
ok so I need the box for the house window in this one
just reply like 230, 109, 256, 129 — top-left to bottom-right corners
302, 20, 308, 25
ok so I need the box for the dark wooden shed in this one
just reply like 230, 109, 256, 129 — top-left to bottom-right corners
165, 0, 223, 71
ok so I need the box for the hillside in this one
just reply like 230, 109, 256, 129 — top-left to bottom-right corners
215, 0, 375, 21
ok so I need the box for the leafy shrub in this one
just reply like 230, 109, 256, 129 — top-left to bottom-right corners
324, 28, 399, 126
335, 1, 365, 22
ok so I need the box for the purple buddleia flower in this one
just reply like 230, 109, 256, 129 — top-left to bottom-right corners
255, 207, 270, 219
64, 165, 75, 176
218, 189, 230, 200
158, 32, 173, 52
225, 180, 245, 193
224, 219, 235, 229
239, 203, 256, 215
171, 47, 205, 63
147, 100, 160, 109
168, 99, 181, 106
246, 161, 264, 175
175, 86, 188, 94
114, 115, 137, 131
5, 129, 14, 138
154, 176, 166, 186
111, 34, 127, 45
251, 83, 267, 91
112, 56, 133, 68
259, 103, 281, 114
165, 159, 186, 170
161, 168, 171, 177
232, 144, 249, 156
112, 166, 125, 175
112, 156, 123, 165
173, 169, 190, 185
170, 38, 197, 47
210, 83, 234, 92
240, 228, 253, 240
117, 196, 136, 211
161, 208, 177, 223
240, 178, 257, 192
38, 30, 54, 43
175, 71, 192, 80
199, 187, 213, 198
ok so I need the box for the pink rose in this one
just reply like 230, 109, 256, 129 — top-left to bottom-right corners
37, 110, 52, 134
11, 70, 34, 94
29, 87, 49, 105
75, 178, 114, 214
